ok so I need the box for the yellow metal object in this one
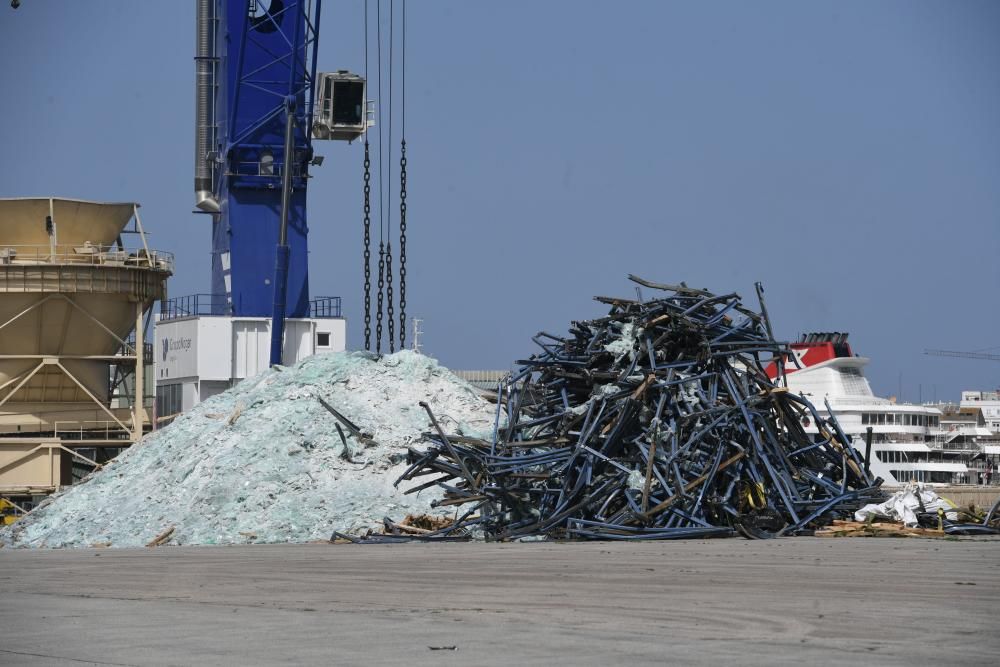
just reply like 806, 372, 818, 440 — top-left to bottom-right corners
1, 498, 24, 525
739, 481, 767, 511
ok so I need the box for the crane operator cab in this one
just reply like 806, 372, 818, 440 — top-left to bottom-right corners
312, 71, 373, 142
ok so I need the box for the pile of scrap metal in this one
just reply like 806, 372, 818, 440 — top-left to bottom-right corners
385, 276, 885, 542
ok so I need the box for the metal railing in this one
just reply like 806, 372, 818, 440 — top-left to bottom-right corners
161, 294, 342, 321
160, 294, 232, 320
0, 243, 174, 272
53, 420, 132, 441
310, 296, 342, 318
116, 334, 155, 366
228, 161, 305, 179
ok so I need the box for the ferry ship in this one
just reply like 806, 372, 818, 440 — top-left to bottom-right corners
767, 333, 968, 486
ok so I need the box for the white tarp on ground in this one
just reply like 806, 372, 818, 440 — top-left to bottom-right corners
0, 351, 497, 548
854, 483, 959, 527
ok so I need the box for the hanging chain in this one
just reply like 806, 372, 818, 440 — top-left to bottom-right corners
386, 241, 395, 352
384, 0, 395, 354
398, 139, 407, 350
376, 241, 384, 355
363, 141, 372, 351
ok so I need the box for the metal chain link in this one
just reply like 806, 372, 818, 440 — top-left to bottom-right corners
386, 240, 394, 353
376, 241, 384, 355
398, 139, 407, 350
363, 141, 372, 351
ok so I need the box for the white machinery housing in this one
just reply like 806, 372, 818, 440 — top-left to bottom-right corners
154, 313, 345, 419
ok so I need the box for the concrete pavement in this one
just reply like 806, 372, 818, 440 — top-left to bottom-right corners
1, 537, 998, 665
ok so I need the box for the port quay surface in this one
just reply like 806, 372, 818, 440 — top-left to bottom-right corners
1, 538, 998, 665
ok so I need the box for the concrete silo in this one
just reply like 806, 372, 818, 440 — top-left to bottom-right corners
0, 198, 171, 503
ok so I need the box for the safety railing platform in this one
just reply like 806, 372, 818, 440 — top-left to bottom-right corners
161, 294, 342, 321
0, 243, 174, 272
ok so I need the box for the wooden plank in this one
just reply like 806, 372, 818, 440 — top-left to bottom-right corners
146, 526, 175, 547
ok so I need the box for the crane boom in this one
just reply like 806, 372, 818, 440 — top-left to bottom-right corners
924, 349, 1000, 362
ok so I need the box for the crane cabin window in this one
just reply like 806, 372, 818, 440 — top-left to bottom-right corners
333, 80, 364, 126
321, 77, 333, 119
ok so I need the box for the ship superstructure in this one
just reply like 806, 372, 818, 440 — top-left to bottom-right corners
768, 333, 969, 486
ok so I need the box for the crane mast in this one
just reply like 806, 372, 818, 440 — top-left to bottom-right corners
155, 0, 369, 419
195, 0, 320, 323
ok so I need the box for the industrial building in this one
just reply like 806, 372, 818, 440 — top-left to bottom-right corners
0, 197, 170, 503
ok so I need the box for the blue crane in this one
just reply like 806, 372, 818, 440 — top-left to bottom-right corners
194, 0, 367, 365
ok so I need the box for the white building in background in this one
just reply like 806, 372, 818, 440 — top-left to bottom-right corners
154, 297, 345, 420
960, 390, 1000, 433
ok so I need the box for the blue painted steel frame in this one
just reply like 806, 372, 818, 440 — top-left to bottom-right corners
210, 0, 323, 318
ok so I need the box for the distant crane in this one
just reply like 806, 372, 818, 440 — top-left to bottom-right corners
924, 349, 1000, 362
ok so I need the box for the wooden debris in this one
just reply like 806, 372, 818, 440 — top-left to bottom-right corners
146, 526, 175, 547
815, 520, 947, 538
399, 514, 453, 532
226, 403, 244, 426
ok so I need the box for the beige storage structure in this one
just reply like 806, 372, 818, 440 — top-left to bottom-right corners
0, 198, 172, 499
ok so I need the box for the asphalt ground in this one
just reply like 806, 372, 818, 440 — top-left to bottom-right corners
1, 537, 998, 666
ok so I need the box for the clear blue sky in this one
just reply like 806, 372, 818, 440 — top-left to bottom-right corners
2, 1, 998, 402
